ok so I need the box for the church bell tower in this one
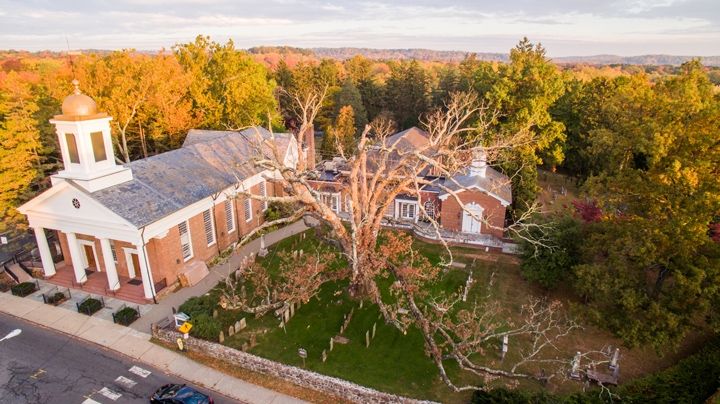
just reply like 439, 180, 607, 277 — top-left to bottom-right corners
50, 80, 132, 192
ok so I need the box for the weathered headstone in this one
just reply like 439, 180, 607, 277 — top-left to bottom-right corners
359, 300, 363, 309
258, 234, 268, 257
212, 309, 218, 318
609, 347, 620, 370
322, 350, 327, 362
241, 342, 249, 351
219, 331, 224, 343
238, 318, 246, 330
501, 335, 509, 360
249, 333, 257, 348
329, 337, 334, 351
570, 351, 582, 379
365, 330, 370, 348
372, 322, 377, 339
289, 302, 295, 317
228, 325, 235, 336
283, 309, 290, 323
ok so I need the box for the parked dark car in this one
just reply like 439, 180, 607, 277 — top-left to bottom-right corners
150, 383, 213, 404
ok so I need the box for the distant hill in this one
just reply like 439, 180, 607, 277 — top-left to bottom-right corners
553, 54, 720, 66
310, 47, 508, 62
3, 47, 719, 67
304, 47, 720, 66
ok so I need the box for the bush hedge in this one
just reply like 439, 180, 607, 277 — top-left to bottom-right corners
77, 297, 103, 315
113, 307, 139, 326
472, 337, 720, 403
179, 295, 222, 341
11, 281, 36, 297
45, 291, 66, 305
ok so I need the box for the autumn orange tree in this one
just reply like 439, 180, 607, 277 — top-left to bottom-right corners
75, 50, 197, 161
224, 89, 600, 390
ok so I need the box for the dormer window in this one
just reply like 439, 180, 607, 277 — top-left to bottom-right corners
65, 133, 80, 164
90, 131, 107, 162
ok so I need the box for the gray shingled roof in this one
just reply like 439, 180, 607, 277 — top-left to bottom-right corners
439, 167, 513, 205
183, 129, 254, 147
92, 127, 292, 227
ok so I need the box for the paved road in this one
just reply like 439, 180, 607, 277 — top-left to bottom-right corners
0, 313, 238, 404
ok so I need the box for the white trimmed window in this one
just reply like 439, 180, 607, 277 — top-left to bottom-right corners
424, 200, 435, 219
203, 209, 216, 246
110, 243, 118, 263
399, 201, 417, 220
244, 197, 252, 222
259, 180, 268, 211
319, 192, 339, 212
178, 220, 193, 261
225, 200, 235, 233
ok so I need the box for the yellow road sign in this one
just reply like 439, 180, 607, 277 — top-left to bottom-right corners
178, 322, 193, 334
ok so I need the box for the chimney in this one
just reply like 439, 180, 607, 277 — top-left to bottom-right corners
469, 148, 487, 178
303, 124, 315, 169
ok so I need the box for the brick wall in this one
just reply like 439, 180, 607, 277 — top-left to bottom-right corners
439, 190, 506, 239
56, 231, 72, 268
144, 180, 275, 286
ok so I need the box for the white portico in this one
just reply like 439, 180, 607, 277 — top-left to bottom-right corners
18, 81, 156, 301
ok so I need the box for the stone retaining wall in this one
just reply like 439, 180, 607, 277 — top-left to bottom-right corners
153, 327, 436, 403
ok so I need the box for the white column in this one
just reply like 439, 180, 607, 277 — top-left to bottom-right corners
99, 238, 120, 291
135, 244, 156, 300
65, 232, 87, 284
33, 227, 56, 278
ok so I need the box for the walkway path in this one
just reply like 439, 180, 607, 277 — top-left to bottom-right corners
130, 220, 310, 333
0, 291, 304, 404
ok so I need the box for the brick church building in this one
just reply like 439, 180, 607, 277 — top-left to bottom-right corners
18, 81, 302, 303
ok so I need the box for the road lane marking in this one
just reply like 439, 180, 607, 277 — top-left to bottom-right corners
81, 399, 102, 404
115, 375, 137, 388
0, 328, 21, 342
128, 365, 151, 378
99, 387, 122, 401
30, 369, 46, 379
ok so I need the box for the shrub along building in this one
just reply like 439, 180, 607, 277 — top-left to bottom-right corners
309, 127, 513, 251
18, 81, 301, 304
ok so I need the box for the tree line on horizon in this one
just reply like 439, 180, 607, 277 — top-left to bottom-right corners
1, 35, 718, 353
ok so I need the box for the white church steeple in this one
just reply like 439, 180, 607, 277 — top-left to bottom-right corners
469, 148, 487, 178
49, 80, 132, 192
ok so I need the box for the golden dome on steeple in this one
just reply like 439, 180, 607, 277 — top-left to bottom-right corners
61, 79, 98, 117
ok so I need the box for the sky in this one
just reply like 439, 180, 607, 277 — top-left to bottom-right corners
0, 0, 719, 56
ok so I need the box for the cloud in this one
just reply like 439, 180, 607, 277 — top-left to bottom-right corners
0, 0, 718, 55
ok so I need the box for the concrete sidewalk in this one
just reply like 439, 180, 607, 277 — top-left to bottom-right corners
0, 292, 305, 404
131, 220, 310, 333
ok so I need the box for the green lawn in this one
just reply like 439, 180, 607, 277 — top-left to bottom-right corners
180, 230, 532, 402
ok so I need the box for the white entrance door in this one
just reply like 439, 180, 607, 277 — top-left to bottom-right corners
461, 204, 483, 234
